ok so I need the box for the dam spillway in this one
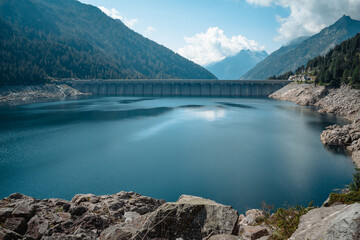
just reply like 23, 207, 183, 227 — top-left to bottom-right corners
68, 79, 291, 97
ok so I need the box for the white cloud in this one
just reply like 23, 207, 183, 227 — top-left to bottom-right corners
245, 0, 273, 6
145, 26, 157, 34
245, 0, 360, 41
178, 27, 265, 66
98, 6, 138, 29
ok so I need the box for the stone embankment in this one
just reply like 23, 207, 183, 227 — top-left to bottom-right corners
1, 192, 360, 240
270, 83, 360, 167
0, 84, 87, 105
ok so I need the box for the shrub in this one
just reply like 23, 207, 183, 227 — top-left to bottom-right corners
328, 191, 360, 205
266, 202, 315, 240
349, 168, 360, 192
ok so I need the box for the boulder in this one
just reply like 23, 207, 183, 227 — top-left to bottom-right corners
239, 209, 267, 226
135, 195, 239, 240
69, 205, 88, 218
320, 124, 352, 147
290, 203, 360, 240
0, 208, 14, 221
241, 226, 269, 240
11, 200, 35, 220
71, 194, 100, 204
100, 224, 139, 240
76, 214, 110, 231
4, 217, 27, 235
25, 215, 49, 239
8, 193, 27, 200
0, 227, 23, 240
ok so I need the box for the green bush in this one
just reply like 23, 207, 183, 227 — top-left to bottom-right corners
328, 191, 360, 205
349, 168, 360, 191
266, 202, 314, 240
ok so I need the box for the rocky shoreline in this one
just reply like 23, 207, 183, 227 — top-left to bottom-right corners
1, 192, 359, 240
270, 83, 360, 168
0, 84, 87, 105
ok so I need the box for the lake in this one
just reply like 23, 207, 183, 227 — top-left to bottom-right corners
0, 96, 354, 212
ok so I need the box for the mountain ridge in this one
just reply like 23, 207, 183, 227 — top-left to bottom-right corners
241, 15, 360, 80
206, 50, 268, 80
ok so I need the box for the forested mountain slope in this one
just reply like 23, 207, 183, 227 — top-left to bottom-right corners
0, 0, 216, 86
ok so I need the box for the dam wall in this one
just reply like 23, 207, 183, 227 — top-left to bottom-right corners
68, 80, 291, 97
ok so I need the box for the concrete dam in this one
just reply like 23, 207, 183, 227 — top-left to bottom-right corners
68, 79, 291, 97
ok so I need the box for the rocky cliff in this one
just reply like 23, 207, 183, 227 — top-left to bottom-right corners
270, 83, 360, 168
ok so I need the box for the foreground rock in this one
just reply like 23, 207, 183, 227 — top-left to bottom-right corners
0, 192, 164, 239
100, 194, 240, 240
0, 84, 87, 105
3, 192, 360, 239
0, 192, 279, 240
270, 83, 360, 167
290, 203, 360, 240
132, 195, 239, 239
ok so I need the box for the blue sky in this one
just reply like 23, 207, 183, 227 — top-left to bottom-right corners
79, 0, 360, 66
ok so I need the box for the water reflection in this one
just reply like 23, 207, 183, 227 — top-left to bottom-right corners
119, 98, 156, 104
217, 102, 255, 109
0, 107, 173, 130
133, 119, 179, 141
182, 108, 226, 122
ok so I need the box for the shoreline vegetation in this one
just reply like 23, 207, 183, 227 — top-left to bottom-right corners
1, 82, 360, 239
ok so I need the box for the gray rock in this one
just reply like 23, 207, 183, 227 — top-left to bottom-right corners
71, 194, 100, 204
100, 224, 138, 240
69, 206, 87, 218
239, 209, 266, 227
8, 193, 26, 200
4, 217, 27, 235
0, 84, 87, 105
240, 226, 269, 240
76, 214, 110, 231
136, 195, 239, 240
26, 215, 49, 239
0, 227, 23, 240
206, 234, 243, 240
290, 203, 360, 240
41, 234, 92, 240
12, 201, 35, 220
124, 212, 141, 223
269, 83, 327, 106
0, 208, 14, 220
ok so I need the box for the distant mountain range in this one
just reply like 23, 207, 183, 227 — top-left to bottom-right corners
206, 50, 268, 80
241, 15, 360, 80
0, 0, 216, 86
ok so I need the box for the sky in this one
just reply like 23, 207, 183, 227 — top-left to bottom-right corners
79, 0, 360, 66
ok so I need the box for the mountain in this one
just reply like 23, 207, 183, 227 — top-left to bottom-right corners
308, 33, 360, 88
206, 50, 268, 80
0, 0, 216, 86
241, 15, 360, 80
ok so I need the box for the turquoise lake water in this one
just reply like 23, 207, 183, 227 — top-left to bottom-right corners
0, 97, 354, 212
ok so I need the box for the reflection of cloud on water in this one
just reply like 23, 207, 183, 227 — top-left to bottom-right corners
132, 119, 179, 141
182, 108, 226, 122
132, 107, 226, 141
